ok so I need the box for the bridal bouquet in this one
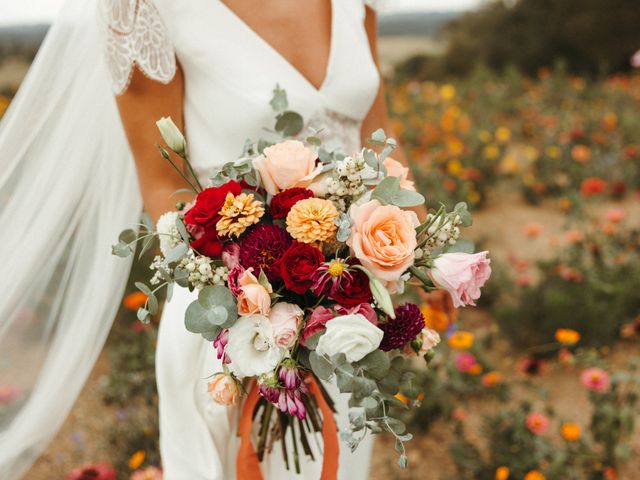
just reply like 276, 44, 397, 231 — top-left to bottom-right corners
113, 87, 491, 473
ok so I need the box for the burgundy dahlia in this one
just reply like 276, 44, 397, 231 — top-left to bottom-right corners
239, 224, 292, 281
379, 303, 425, 351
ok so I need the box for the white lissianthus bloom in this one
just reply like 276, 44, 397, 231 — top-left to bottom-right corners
226, 314, 285, 378
156, 211, 181, 256
316, 314, 384, 363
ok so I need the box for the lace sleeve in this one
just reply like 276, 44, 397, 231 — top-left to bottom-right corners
101, 0, 177, 95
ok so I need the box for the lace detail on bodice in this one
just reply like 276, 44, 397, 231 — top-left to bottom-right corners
101, 0, 177, 95
303, 108, 362, 156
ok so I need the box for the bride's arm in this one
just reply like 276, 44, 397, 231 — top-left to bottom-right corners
361, 7, 408, 165
115, 64, 194, 222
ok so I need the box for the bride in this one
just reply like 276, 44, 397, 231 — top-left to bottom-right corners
0, 0, 410, 478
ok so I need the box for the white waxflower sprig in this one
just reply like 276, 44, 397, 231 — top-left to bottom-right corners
326, 155, 369, 211
179, 254, 229, 290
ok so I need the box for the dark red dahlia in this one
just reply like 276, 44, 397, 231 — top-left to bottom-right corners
379, 303, 424, 352
270, 188, 315, 219
313, 258, 372, 308
280, 242, 324, 294
239, 224, 292, 281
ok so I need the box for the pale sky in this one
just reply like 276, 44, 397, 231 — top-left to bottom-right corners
0, 0, 483, 25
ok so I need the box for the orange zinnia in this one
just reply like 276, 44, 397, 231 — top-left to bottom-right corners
555, 328, 581, 345
448, 331, 474, 350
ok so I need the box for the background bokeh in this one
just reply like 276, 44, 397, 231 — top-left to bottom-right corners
1, 1, 639, 479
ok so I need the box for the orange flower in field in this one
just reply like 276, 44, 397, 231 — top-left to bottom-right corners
555, 328, 580, 345
602, 112, 618, 131
448, 331, 474, 350
571, 145, 591, 163
495, 466, 510, 480
128, 450, 146, 469
123, 292, 148, 311
443, 178, 457, 192
564, 230, 584, 244
482, 371, 504, 387
523, 222, 544, 238
468, 364, 483, 375
560, 422, 581, 441
421, 305, 450, 332
603, 467, 618, 480
580, 177, 607, 197
524, 471, 545, 480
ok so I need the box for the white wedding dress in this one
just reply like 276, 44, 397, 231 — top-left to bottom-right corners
104, 1, 383, 478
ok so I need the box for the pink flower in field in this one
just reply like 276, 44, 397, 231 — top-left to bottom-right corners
0, 385, 22, 405
66, 464, 116, 480
430, 252, 492, 308
605, 208, 625, 224
580, 367, 610, 393
454, 352, 478, 373
631, 50, 640, 68
525, 412, 550, 435
130, 466, 163, 480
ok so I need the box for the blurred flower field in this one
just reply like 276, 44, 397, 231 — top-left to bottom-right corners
2, 67, 640, 479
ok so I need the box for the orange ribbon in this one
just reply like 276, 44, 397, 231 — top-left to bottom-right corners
237, 378, 339, 480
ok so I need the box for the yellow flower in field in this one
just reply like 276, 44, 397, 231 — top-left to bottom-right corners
448, 331, 474, 350
478, 130, 492, 143
545, 145, 562, 159
495, 127, 512, 144
524, 146, 540, 162
555, 328, 581, 345
216, 192, 265, 238
558, 197, 572, 211
421, 304, 450, 332
286, 197, 338, 244
468, 190, 481, 205
446, 136, 465, 156
495, 466, 510, 480
483, 144, 500, 160
447, 159, 464, 176
524, 470, 545, 480
500, 155, 519, 174
128, 450, 146, 469
561, 422, 581, 442
439, 83, 456, 101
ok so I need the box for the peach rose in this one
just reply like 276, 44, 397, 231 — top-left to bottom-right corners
253, 140, 323, 195
237, 268, 272, 316
207, 373, 240, 406
429, 252, 491, 308
383, 157, 416, 191
269, 302, 303, 348
348, 200, 418, 290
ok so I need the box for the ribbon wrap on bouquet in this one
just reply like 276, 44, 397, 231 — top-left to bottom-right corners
237, 377, 339, 479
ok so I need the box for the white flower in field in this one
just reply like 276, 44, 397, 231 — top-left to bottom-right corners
316, 314, 384, 363
156, 211, 180, 256
226, 315, 285, 378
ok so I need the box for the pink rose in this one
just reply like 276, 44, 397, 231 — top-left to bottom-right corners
383, 157, 416, 191
348, 200, 419, 291
237, 268, 272, 316
429, 252, 491, 308
207, 373, 240, 406
253, 140, 323, 195
301, 306, 335, 346
419, 328, 441, 354
269, 302, 304, 348
336, 303, 378, 325
525, 412, 550, 435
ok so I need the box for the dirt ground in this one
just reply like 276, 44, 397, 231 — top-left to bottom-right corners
23, 195, 640, 479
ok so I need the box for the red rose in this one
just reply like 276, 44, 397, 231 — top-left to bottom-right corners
270, 188, 315, 219
280, 242, 324, 294
329, 261, 373, 308
184, 181, 242, 256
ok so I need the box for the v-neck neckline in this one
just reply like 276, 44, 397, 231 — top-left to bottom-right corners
217, 0, 336, 94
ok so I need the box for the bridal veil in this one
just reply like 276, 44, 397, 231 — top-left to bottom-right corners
0, 0, 141, 476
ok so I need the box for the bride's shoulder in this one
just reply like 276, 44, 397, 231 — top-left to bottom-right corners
99, 0, 177, 95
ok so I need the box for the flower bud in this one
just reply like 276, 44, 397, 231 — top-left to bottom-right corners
156, 116, 187, 156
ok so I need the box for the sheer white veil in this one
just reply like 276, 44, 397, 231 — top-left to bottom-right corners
0, 0, 141, 477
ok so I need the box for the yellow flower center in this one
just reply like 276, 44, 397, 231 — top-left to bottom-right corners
328, 261, 344, 277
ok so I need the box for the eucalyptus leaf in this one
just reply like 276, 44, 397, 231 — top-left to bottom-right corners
370, 128, 386, 143
119, 229, 137, 245
137, 307, 150, 323
361, 396, 378, 409
303, 331, 323, 350
112, 242, 133, 258
454, 202, 473, 227
140, 212, 154, 232
270, 85, 288, 112
275, 111, 304, 137
146, 292, 159, 315
446, 238, 475, 254
357, 350, 391, 380
165, 242, 189, 264
309, 352, 333, 381
176, 218, 190, 244
135, 282, 152, 295
138, 234, 155, 259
